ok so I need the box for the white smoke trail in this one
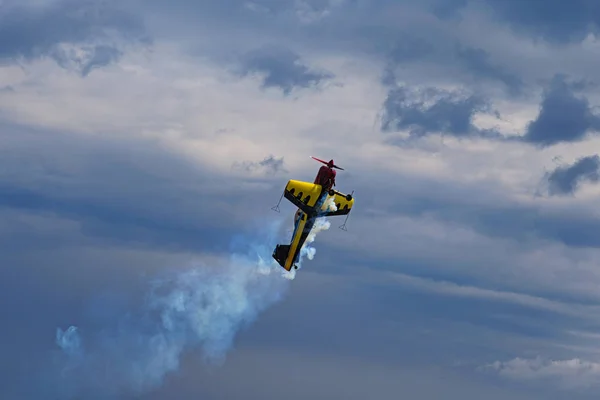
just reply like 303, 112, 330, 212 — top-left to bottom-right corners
295, 195, 337, 271
49, 209, 335, 399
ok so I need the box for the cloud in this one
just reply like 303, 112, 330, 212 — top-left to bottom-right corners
386, 32, 436, 64
380, 33, 527, 99
179, 346, 548, 400
522, 75, 600, 146
434, 0, 600, 44
319, 169, 600, 301
0, 122, 279, 253
380, 73, 600, 147
454, 44, 524, 95
380, 84, 500, 139
381, 176, 600, 249
232, 155, 289, 175
0, 0, 149, 73
481, 0, 600, 44
379, 271, 600, 319
293, 0, 347, 24
7, 1, 600, 397
52, 44, 124, 77
235, 45, 334, 95
143, 0, 599, 48
545, 155, 600, 196
483, 356, 600, 390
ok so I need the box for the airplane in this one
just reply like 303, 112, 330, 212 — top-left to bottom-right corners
270, 156, 355, 271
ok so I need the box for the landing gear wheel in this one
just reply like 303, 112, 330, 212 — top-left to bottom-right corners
346, 194, 352, 201
328, 189, 335, 196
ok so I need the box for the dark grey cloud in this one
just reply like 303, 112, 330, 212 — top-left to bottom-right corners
380, 85, 500, 139
5, 1, 600, 397
394, 185, 600, 250
246, 268, 591, 359
142, 291, 569, 400
522, 75, 600, 146
143, 0, 330, 29
430, 0, 468, 19
480, 0, 600, 44
138, 0, 600, 111
387, 32, 436, 64
328, 170, 600, 259
137, 0, 600, 98
302, 172, 600, 322
380, 36, 525, 98
454, 44, 524, 95
434, 0, 600, 44
546, 155, 600, 196
236, 45, 334, 95
0, 0, 149, 73
0, 122, 283, 254
380, 74, 600, 145
232, 155, 288, 175
52, 44, 124, 77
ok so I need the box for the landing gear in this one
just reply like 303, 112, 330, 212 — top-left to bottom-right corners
328, 188, 353, 200
271, 191, 284, 212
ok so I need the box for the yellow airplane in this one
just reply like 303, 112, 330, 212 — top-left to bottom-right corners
271, 157, 354, 271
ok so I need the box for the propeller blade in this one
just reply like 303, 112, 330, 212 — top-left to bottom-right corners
311, 156, 344, 170
310, 156, 328, 164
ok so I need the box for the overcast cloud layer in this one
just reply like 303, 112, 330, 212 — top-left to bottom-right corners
4, 0, 600, 399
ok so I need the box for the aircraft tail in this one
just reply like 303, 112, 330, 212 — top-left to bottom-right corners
272, 244, 292, 270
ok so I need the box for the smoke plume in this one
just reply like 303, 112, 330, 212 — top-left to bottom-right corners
48, 212, 334, 398
297, 196, 337, 267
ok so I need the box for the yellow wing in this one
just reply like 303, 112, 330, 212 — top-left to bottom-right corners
282, 179, 354, 217
322, 191, 354, 216
283, 179, 323, 214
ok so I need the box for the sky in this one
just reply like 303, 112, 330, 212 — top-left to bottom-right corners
3, 0, 600, 398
